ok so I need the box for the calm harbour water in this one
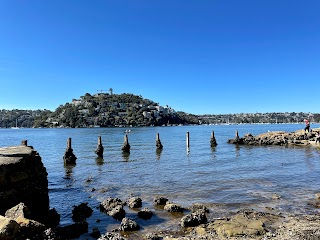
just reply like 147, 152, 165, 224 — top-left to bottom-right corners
1, 124, 320, 238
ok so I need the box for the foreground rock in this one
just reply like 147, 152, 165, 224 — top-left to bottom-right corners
207, 210, 280, 238
0, 215, 19, 240
0, 146, 49, 223
228, 128, 320, 147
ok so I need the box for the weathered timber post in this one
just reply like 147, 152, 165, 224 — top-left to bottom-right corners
121, 134, 130, 153
95, 136, 104, 157
210, 131, 217, 147
156, 133, 163, 150
235, 130, 240, 141
186, 131, 190, 150
21, 140, 28, 146
63, 138, 77, 164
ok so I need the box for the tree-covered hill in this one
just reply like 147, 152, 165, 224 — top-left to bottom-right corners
32, 92, 199, 128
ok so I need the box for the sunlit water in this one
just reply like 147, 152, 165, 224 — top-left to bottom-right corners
1, 124, 320, 238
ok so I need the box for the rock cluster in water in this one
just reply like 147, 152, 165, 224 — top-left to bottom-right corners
228, 128, 320, 146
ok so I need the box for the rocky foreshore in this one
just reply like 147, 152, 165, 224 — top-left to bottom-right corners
228, 128, 320, 147
3, 195, 320, 240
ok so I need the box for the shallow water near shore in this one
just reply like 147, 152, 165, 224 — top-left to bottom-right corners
1, 123, 320, 239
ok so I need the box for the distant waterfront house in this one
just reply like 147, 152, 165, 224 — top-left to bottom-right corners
71, 99, 82, 106
79, 109, 89, 115
143, 111, 152, 118
156, 106, 164, 112
151, 110, 160, 118
148, 105, 156, 110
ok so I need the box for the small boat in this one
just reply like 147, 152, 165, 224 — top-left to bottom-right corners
11, 119, 20, 129
124, 129, 131, 133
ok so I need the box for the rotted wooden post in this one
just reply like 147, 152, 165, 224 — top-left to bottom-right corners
63, 138, 77, 164
186, 131, 190, 149
121, 134, 130, 153
156, 133, 163, 150
210, 131, 217, 147
235, 130, 240, 141
95, 136, 104, 157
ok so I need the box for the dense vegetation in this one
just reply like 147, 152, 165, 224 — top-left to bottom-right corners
0, 92, 319, 128
32, 92, 199, 128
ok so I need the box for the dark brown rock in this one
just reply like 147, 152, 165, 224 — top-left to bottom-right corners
0, 146, 49, 223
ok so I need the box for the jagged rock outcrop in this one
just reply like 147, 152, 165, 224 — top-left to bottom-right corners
0, 146, 49, 223
228, 128, 320, 147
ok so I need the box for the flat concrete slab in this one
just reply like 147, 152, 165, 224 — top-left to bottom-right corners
0, 146, 33, 165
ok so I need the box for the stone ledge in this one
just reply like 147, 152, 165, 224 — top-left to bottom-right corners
0, 146, 34, 165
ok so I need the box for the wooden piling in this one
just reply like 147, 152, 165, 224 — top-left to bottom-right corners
21, 140, 28, 146
235, 130, 239, 141
156, 133, 163, 150
210, 131, 217, 147
95, 136, 104, 157
63, 137, 77, 164
186, 131, 190, 149
121, 134, 130, 153
67, 138, 72, 149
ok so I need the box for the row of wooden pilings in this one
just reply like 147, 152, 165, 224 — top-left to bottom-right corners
63, 131, 219, 164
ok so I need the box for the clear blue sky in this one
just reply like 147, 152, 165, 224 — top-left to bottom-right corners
0, 0, 319, 114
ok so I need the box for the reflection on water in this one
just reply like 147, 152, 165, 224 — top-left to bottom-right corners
235, 145, 240, 158
64, 163, 76, 179
122, 152, 130, 161
95, 156, 104, 166
156, 149, 163, 160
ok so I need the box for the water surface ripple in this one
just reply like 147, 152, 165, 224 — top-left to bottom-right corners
1, 124, 320, 238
